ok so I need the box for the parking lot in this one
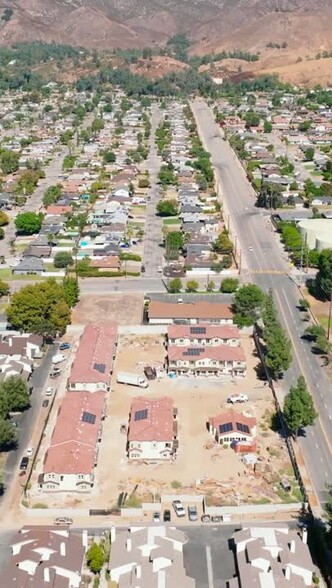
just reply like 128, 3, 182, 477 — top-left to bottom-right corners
183, 525, 237, 588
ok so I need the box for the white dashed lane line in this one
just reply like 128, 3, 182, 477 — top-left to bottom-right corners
206, 545, 214, 588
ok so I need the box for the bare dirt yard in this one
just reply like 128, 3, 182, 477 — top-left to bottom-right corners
28, 333, 300, 510
72, 293, 144, 325
93, 333, 300, 509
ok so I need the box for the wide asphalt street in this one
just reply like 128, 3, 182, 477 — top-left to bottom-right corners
191, 98, 332, 507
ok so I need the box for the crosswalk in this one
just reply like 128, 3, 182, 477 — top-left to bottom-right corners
248, 269, 287, 275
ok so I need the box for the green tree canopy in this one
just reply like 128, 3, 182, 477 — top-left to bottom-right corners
157, 199, 178, 217
220, 278, 239, 293
0, 419, 17, 451
304, 147, 314, 161
43, 184, 62, 207
186, 280, 199, 293
54, 252, 73, 268
103, 150, 116, 164
0, 149, 19, 174
283, 376, 317, 438
15, 212, 43, 235
7, 279, 71, 337
0, 376, 30, 416
314, 249, 332, 300
213, 230, 233, 254
234, 284, 266, 325
86, 543, 105, 574
168, 278, 182, 293
0, 280, 9, 297
63, 276, 80, 308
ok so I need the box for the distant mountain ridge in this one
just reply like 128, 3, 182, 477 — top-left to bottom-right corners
0, 0, 331, 84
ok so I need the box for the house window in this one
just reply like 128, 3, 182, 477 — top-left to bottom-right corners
165, 443, 171, 448
151, 442, 158, 449
78, 475, 84, 480
60, 476, 64, 481
131, 453, 139, 458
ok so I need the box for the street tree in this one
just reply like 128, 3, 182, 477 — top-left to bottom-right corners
54, 252, 74, 268
63, 277, 80, 308
103, 150, 116, 164
283, 376, 317, 438
168, 278, 182, 293
186, 280, 199, 293
314, 249, 332, 300
245, 111, 260, 128
0, 280, 9, 297
0, 149, 19, 174
165, 231, 183, 254
234, 284, 266, 325
86, 543, 105, 574
265, 325, 292, 379
263, 121, 273, 133
212, 230, 233, 253
0, 211, 9, 226
0, 376, 30, 414
206, 280, 215, 292
304, 147, 314, 161
7, 279, 71, 337
43, 184, 62, 207
220, 278, 239, 293
0, 419, 17, 451
138, 178, 150, 189
15, 212, 43, 235
157, 200, 178, 217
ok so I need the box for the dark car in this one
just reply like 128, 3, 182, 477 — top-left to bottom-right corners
59, 342, 70, 351
42, 399, 49, 408
50, 370, 61, 379
163, 509, 171, 522
19, 457, 29, 470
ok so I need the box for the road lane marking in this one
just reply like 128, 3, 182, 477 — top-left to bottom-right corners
206, 545, 214, 588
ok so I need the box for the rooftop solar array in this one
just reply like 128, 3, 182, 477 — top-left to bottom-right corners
134, 409, 148, 421
236, 422, 250, 434
82, 411, 96, 425
93, 363, 106, 373
183, 348, 205, 356
190, 326, 206, 334
219, 422, 233, 434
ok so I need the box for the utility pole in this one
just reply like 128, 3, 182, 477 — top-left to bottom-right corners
328, 290, 332, 341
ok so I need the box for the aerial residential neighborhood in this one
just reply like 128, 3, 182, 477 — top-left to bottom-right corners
0, 19, 330, 587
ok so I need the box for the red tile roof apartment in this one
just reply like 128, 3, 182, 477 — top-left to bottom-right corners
167, 345, 246, 377
69, 323, 117, 392
209, 410, 257, 446
167, 324, 240, 347
41, 391, 105, 492
128, 397, 178, 461
148, 300, 233, 325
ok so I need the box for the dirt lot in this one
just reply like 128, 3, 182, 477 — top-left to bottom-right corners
27, 333, 299, 509
95, 334, 299, 508
72, 293, 144, 325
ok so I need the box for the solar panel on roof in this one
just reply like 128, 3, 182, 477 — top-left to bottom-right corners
236, 422, 250, 434
82, 411, 96, 425
190, 326, 206, 335
134, 409, 148, 421
219, 422, 233, 434
183, 348, 205, 356
93, 363, 106, 373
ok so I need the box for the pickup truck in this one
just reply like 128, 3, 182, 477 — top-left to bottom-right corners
172, 500, 186, 518
227, 393, 248, 404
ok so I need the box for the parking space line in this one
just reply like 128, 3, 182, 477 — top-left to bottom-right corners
206, 545, 214, 588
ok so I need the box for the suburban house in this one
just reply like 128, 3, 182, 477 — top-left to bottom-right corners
109, 526, 195, 588
0, 334, 43, 359
227, 525, 313, 587
90, 256, 121, 272
127, 397, 178, 461
12, 258, 45, 275
209, 410, 257, 446
148, 301, 233, 325
68, 323, 117, 392
41, 391, 105, 492
0, 526, 87, 588
167, 324, 240, 347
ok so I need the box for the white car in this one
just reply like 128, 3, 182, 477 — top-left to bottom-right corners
227, 393, 249, 404
172, 500, 186, 518
45, 387, 54, 396
248, 246, 253, 252
26, 447, 34, 457
153, 512, 161, 523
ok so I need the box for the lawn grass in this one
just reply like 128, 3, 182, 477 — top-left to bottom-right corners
130, 205, 146, 215
0, 268, 12, 279
163, 217, 180, 225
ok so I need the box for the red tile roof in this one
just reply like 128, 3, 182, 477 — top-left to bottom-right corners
209, 410, 256, 437
149, 301, 233, 321
168, 324, 240, 340
128, 397, 174, 442
45, 205, 72, 215
69, 323, 117, 386
43, 391, 105, 474
168, 345, 245, 362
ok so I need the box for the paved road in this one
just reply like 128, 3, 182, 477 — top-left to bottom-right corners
142, 104, 164, 277
0, 345, 56, 502
191, 99, 332, 507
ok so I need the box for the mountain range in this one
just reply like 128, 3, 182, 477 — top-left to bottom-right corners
0, 0, 331, 84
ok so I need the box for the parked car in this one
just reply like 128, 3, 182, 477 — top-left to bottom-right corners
59, 342, 71, 351
54, 517, 73, 526
52, 354, 66, 365
19, 457, 29, 470
211, 515, 222, 523
45, 387, 54, 397
172, 500, 186, 518
152, 512, 160, 523
227, 393, 248, 404
42, 399, 49, 408
163, 509, 171, 522
26, 447, 34, 457
50, 369, 61, 379
188, 505, 198, 522
201, 515, 211, 523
